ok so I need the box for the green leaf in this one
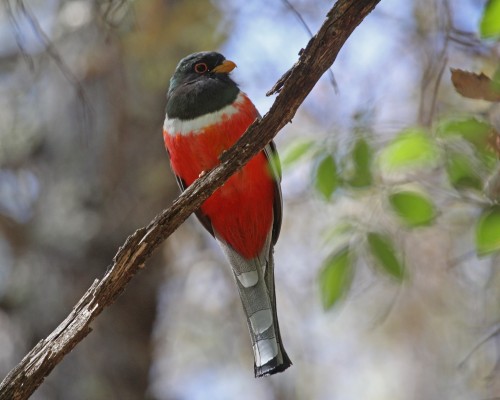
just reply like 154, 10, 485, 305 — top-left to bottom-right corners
446, 152, 482, 191
319, 247, 354, 310
315, 154, 338, 200
322, 222, 355, 245
379, 128, 439, 170
437, 118, 492, 155
347, 138, 373, 188
388, 190, 437, 227
475, 206, 500, 256
281, 139, 315, 166
367, 232, 406, 281
480, 0, 500, 38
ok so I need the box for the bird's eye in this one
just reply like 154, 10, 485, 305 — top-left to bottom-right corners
194, 63, 208, 73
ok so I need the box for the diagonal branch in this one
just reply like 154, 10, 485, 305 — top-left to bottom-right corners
281, 0, 339, 93
0, 0, 381, 398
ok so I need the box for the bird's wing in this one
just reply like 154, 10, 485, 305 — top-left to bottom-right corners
174, 174, 215, 237
263, 140, 282, 245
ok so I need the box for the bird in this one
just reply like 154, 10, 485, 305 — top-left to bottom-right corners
163, 51, 291, 377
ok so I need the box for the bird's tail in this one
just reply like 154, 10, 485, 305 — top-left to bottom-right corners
217, 237, 292, 377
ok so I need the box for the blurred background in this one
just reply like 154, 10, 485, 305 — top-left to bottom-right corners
1, 0, 500, 399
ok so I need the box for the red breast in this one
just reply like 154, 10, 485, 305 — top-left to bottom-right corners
164, 93, 275, 259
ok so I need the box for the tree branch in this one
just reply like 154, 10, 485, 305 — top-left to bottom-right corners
0, 1, 381, 398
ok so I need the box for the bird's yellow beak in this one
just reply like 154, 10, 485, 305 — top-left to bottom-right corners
212, 60, 237, 74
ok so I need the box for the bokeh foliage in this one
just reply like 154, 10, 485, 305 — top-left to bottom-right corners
278, 2, 500, 313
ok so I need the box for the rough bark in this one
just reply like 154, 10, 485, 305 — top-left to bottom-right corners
0, 0, 381, 398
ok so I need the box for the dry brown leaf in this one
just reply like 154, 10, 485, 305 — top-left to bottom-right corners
450, 68, 500, 102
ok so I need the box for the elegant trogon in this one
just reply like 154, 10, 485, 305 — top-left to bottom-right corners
163, 51, 291, 377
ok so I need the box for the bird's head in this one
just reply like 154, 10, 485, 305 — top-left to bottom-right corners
166, 51, 240, 120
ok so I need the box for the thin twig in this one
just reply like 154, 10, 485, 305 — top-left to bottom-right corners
418, 0, 450, 126
13, 0, 92, 136
281, 0, 339, 93
459, 322, 500, 369
5, 0, 34, 70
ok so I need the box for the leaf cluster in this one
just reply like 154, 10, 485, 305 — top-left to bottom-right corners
284, 111, 500, 309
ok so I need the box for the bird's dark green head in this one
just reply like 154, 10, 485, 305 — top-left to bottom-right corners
166, 51, 240, 120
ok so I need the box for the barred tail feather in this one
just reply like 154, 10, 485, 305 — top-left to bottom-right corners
256, 250, 291, 377
216, 234, 291, 377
